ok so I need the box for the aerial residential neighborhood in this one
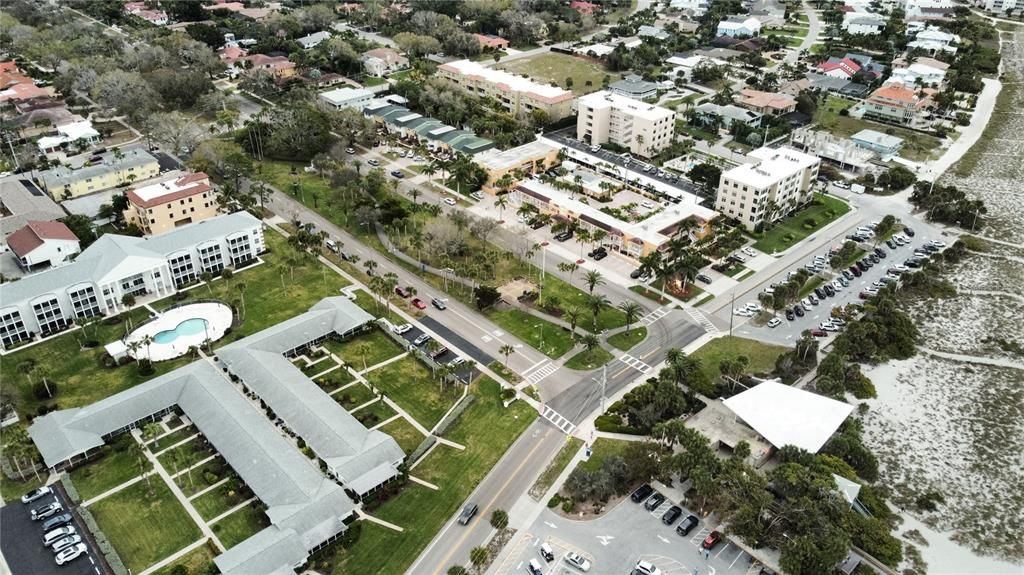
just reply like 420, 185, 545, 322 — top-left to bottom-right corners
0, 1, 1021, 575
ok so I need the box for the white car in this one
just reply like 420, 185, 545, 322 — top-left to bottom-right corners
641, 201, 655, 209
763, 286, 775, 295
55, 543, 87, 566
51, 534, 82, 554
733, 308, 754, 317
443, 197, 457, 206
21, 486, 52, 504
391, 323, 413, 335
731, 253, 747, 263
745, 302, 762, 313
564, 551, 592, 572
767, 318, 782, 328
44, 526, 76, 547
742, 247, 757, 257
634, 559, 662, 575
831, 280, 843, 291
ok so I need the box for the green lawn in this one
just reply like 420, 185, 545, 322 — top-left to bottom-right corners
362, 76, 387, 87
157, 437, 213, 472
213, 502, 271, 549
363, 356, 459, 429
607, 327, 648, 351
334, 382, 378, 411
798, 276, 826, 299
151, 541, 218, 575
486, 309, 576, 359
323, 377, 536, 574
174, 457, 229, 497
564, 347, 615, 370
752, 194, 851, 254
813, 96, 942, 161
149, 428, 195, 452
379, 417, 426, 456
690, 336, 789, 384
497, 52, 620, 95
350, 290, 403, 324
629, 285, 671, 305
541, 274, 629, 331
530, 437, 583, 499
577, 438, 631, 472
352, 399, 398, 428
326, 328, 406, 371
191, 479, 249, 521
72, 437, 150, 502
91, 479, 202, 573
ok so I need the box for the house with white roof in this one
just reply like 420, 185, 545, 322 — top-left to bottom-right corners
669, 0, 710, 16
318, 87, 375, 110
722, 380, 854, 453
842, 12, 887, 34
887, 61, 947, 87
36, 120, 101, 155
638, 25, 671, 40
908, 27, 960, 53
717, 16, 762, 37
297, 31, 331, 50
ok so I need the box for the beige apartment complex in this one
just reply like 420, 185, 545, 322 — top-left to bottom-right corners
577, 91, 676, 158
37, 144, 160, 200
123, 172, 219, 235
436, 60, 576, 121
715, 146, 820, 231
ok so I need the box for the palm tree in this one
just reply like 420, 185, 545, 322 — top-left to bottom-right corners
364, 259, 378, 277
618, 301, 643, 333
127, 340, 143, 365
493, 194, 509, 222
587, 293, 610, 331
583, 270, 605, 294
356, 343, 371, 371
580, 333, 600, 355
563, 305, 583, 336
575, 228, 592, 259
469, 546, 490, 574
143, 334, 155, 361
499, 344, 515, 367
422, 161, 439, 186
558, 262, 579, 286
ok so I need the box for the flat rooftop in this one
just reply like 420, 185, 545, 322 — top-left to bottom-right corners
440, 59, 575, 103
475, 140, 557, 171
578, 90, 675, 122
723, 146, 819, 189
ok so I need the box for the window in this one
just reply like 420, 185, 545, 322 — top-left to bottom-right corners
69, 286, 101, 319
0, 309, 30, 348
169, 253, 197, 286
32, 297, 67, 335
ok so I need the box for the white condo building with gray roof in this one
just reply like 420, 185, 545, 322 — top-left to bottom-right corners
0, 211, 264, 349
29, 296, 404, 575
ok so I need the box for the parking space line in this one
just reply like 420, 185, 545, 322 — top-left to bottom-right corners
714, 542, 731, 559
729, 548, 747, 569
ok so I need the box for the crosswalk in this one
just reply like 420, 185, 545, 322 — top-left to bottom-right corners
618, 353, 653, 374
639, 306, 670, 326
684, 307, 719, 335
525, 361, 558, 385
541, 406, 576, 434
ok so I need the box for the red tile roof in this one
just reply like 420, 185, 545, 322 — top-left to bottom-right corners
126, 173, 212, 209
7, 220, 79, 257
818, 57, 861, 78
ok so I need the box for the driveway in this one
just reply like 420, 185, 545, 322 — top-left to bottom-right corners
1, 485, 104, 575
491, 496, 759, 575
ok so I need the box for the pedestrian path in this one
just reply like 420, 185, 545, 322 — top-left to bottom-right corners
617, 353, 653, 374
640, 306, 670, 326
524, 361, 558, 385
137, 537, 210, 575
684, 307, 719, 335
541, 405, 576, 434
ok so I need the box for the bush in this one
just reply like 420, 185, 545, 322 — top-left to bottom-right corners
83, 339, 100, 348
548, 494, 563, 508
561, 499, 575, 513
203, 471, 218, 485
499, 388, 516, 401
137, 359, 155, 376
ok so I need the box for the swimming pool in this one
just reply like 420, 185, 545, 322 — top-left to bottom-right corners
152, 318, 210, 344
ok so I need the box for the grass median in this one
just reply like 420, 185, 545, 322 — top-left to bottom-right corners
689, 336, 789, 384
752, 193, 851, 254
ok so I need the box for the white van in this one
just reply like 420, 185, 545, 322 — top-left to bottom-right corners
539, 542, 555, 561
325, 239, 339, 253
527, 558, 544, 575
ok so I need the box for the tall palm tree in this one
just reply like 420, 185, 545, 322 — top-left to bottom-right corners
563, 305, 583, 336
575, 228, 592, 259
143, 334, 155, 361
587, 293, 610, 330
557, 262, 579, 286
580, 333, 600, 355
499, 344, 515, 367
583, 270, 605, 294
493, 194, 509, 222
618, 301, 643, 333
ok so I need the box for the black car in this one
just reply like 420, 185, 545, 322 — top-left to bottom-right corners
823, 284, 835, 297
661, 506, 683, 525
644, 492, 666, 510
593, 251, 608, 261
793, 305, 804, 317
869, 253, 880, 264
813, 287, 826, 300
850, 266, 862, 277
630, 268, 644, 279
906, 258, 922, 268
554, 231, 573, 241
457, 503, 478, 525
904, 227, 915, 237
886, 239, 898, 249
631, 484, 654, 503
42, 513, 73, 532
676, 514, 700, 536
529, 219, 546, 230
785, 309, 795, 321
587, 247, 607, 258
696, 273, 712, 284
842, 270, 854, 280
856, 261, 868, 272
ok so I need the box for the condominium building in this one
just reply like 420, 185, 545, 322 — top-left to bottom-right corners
318, 87, 375, 110
124, 172, 219, 236
978, 0, 1024, 13
577, 90, 676, 158
36, 144, 161, 200
715, 146, 820, 231
0, 212, 263, 348
436, 59, 576, 121
859, 84, 933, 127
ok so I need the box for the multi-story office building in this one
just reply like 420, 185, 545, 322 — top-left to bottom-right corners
715, 146, 821, 231
0, 212, 263, 348
436, 60, 576, 121
123, 172, 219, 236
577, 91, 676, 158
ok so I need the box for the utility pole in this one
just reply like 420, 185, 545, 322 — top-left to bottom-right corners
728, 290, 735, 337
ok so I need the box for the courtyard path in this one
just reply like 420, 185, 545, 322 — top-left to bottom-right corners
136, 537, 211, 575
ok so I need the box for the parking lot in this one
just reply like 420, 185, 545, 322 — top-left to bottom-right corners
389, 319, 479, 383
1, 484, 103, 575
493, 493, 763, 575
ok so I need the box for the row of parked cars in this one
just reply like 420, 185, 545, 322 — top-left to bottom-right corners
22, 486, 89, 566
630, 485, 718, 546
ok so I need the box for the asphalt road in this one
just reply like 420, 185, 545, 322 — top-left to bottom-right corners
407, 420, 569, 575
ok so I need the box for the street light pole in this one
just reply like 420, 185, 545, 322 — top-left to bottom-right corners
728, 290, 735, 337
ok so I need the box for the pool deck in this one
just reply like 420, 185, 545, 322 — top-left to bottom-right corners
123, 303, 233, 361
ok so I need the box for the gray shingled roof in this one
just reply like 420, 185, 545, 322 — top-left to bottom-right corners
0, 176, 66, 237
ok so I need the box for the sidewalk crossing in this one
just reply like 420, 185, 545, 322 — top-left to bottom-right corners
639, 306, 670, 326
541, 406, 576, 434
618, 353, 652, 374
684, 307, 719, 335
525, 361, 558, 385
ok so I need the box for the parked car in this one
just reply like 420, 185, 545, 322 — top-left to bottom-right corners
676, 514, 700, 536
51, 534, 82, 554
411, 298, 427, 310
785, 309, 795, 321
21, 486, 52, 504
42, 513, 73, 532
430, 346, 449, 359
413, 334, 430, 346
823, 285, 835, 297
631, 484, 654, 503
444, 197, 457, 206
540, 542, 555, 562
767, 318, 782, 328
633, 560, 662, 575
808, 294, 819, 305
793, 306, 804, 317
644, 492, 666, 511
742, 246, 757, 257
554, 231, 573, 241
850, 266, 862, 277
43, 526, 76, 547
431, 298, 447, 310
367, 158, 380, 166
696, 274, 712, 284
395, 286, 411, 298
630, 268, 644, 279
811, 329, 828, 337
564, 551, 592, 572
390, 170, 405, 179
32, 502, 61, 521
345, 147, 356, 154
55, 543, 88, 566
814, 287, 826, 300
904, 227, 915, 237
593, 250, 608, 261
457, 503, 478, 525
702, 531, 724, 549
587, 247, 607, 258
391, 323, 412, 335
661, 506, 683, 525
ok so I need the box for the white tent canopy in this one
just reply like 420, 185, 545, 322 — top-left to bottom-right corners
723, 380, 854, 453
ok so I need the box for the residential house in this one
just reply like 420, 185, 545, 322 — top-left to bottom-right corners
0, 177, 65, 252
6, 221, 80, 272
843, 53, 887, 79
123, 1, 169, 25
0, 62, 52, 103
737, 89, 797, 115
436, 60, 576, 121
638, 25, 672, 41
817, 57, 861, 79
904, 0, 956, 19
667, 53, 726, 81
609, 74, 660, 101
842, 12, 886, 34
859, 84, 933, 127
241, 54, 297, 79
475, 34, 509, 50
577, 91, 676, 157
37, 144, 161, 200
717, 16, 762, 37
202, 0, 277, 20
218, 45, 248, 67
669, 0, 710, 16
978, 0, 1024, 14
297, 31, 331, 50
318, 87, 375, 110
36, 120, 101, 155
887, 60, 948, 87
908, 27, 960, 53
715, 146, 820, 231
123, 172, 218, 236
695, 102, 763, 127
361, 48, 408, 77
850, 129, 903, 156
363, 102, 495, 155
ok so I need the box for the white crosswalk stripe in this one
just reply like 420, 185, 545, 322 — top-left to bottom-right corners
525, 361, 558, 385
618, 353, 652, 374
684, 307, 719, 335
541, 406, 576, 434
639, 306, 670, 326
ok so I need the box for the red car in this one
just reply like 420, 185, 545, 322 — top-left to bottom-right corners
395, 286, 410, 298
702, 530, 723, 549
811, 329, 828, 337
411, 298, 427, 310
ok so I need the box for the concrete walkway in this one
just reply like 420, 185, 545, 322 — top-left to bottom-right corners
137, 537, 211, 575
81, 472, 151, 507
357, 509, 404, 532
358, 351, 410, 375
